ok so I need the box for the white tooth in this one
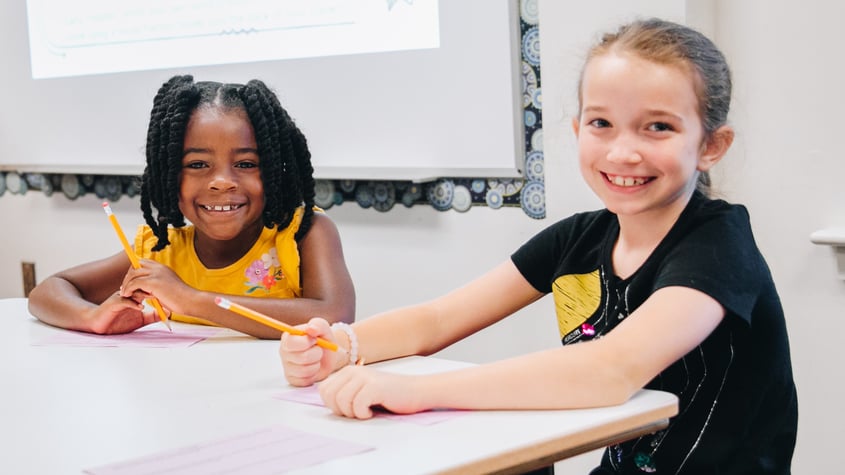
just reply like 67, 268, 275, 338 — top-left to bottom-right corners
213, 205, 222, 211
609, 175, 646, 187
223, 205, 231, 211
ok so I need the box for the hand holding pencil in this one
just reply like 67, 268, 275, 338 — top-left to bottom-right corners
215, 297, 338, 351
102, 202, 172, 332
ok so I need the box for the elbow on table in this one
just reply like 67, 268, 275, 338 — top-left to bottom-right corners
602, 380, 645, 407
26, 284, 55, 324
587, 364, 651, 407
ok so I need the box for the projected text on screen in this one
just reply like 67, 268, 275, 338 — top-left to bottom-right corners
26, 0, 440, 79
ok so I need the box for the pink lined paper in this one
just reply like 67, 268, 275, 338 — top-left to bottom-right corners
32, 323, 222, 348
84, 424, 373, 475
275, 385, 468, 425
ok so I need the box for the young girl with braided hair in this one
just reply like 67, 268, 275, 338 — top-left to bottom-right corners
279, 18, 797, 473
29, 75, 355, 338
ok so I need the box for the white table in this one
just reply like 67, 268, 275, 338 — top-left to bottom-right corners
0, 298, 677, 474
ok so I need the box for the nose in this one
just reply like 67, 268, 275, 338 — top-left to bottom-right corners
606, 134, 643, 164
208, 168, 237, 191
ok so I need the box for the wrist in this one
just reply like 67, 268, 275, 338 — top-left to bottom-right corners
331, 322, 360, 368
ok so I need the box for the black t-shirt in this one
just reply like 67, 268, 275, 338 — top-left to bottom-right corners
511, 192, 797, 474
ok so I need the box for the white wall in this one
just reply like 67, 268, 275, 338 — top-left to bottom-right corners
1, 0, 843, 472
713, 1, 845, 473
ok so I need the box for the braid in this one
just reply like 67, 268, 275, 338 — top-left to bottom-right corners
141, 75, 318, 250
140, 75, 196, 251
290, 125, 316, 240
242, 79, 316, 242
241, 82, 291, 228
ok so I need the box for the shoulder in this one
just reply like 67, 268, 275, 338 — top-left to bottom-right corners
688, 193, 752, 230
520, 208, 614, 251
511, 208, 613, 289
134, 224, 193, 257
286, 210, 343, 252
668, 194, 763, 260
673, 194, 760, 258
656, 194, 777, 322
297, 209, 339, 237
540, 208, 612, 236
308, 210, 335, 228
302, 212, 341, 242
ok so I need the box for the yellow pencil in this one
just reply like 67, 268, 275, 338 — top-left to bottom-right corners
214, 297, 338, 351
102, 202, 172, 332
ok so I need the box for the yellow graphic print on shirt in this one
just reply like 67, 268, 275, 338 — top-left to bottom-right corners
552, 270, 601, 341
244, 248, 285, 293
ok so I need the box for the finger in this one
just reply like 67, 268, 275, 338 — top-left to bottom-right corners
281, 349, 323, 378
317, 380, 339, 415
332, 369, 367, 418
280, 333, 321, 385
109, 291, 144, 310
120, 267, 143, 293
133, 260, 155, 273
118, 280, 132, 298
282, 332, 319, 353
119, 277, 144, 298
285, 348, 324, 372
142, 307, 161, 326
131, 290, 152, 305
319, 371, 352, 416
305, 317, 332, 338
287, 364, 322, 386
281, 363, 312, 387
351, 384, 376, 420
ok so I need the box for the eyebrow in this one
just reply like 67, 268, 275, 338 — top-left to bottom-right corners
182, 147, 259, 156
581, 105, 607, 114
581, 106, 683, 121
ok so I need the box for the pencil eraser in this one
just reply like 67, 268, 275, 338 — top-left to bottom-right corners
215, 296, 230, 309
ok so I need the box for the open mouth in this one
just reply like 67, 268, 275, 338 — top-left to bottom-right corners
604, 173, 652, 187
201, 203, 244, 211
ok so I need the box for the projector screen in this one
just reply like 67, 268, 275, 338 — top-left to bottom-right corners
0, 0, 524, 181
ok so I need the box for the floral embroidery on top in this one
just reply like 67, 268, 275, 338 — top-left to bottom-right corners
245, 248, 284, 293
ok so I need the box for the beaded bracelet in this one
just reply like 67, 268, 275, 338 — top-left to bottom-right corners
331, 322, 359, 366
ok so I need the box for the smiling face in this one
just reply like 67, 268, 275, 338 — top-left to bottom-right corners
573, 52, 721, 227
179, 106, 265, 252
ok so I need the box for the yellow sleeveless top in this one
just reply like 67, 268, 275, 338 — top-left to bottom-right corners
134, 207, 307, 325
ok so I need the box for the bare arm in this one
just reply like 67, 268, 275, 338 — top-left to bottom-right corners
319, 285, 725, 418
120, 213, 355, 339
27, 251, 159, 334
355, 260, 545, 361
281, 260, 545, 385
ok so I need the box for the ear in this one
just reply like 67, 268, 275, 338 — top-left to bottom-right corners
697, 125, 734, 172
571, 117, 581, 138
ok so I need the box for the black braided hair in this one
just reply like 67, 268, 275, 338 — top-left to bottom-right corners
140, 75, 317, 251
